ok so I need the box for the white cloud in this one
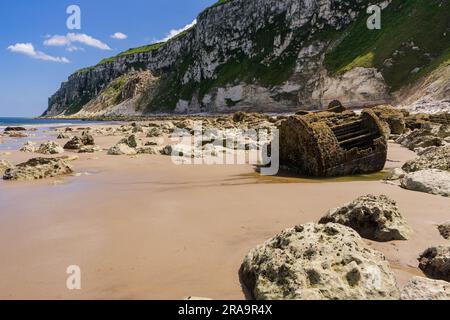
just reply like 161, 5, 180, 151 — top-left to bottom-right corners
7, 43, 70, 63
158, 19, 196, 42
44, 33, 111, 50
111, 32, 128, 40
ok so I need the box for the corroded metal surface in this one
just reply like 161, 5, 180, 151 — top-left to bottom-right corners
280, 110, 387, 177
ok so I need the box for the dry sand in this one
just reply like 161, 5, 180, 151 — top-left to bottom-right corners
0, 126, 449, 299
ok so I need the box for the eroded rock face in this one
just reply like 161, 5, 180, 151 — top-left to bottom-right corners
401, 277, 450, 300
319, 195, 413, 241
37, 141, 64, 155
402, 146, 450, 173
3, 157, 73, 181
418, 246, 450, 282
401, 169, 450, 197
240, 223, 400, 300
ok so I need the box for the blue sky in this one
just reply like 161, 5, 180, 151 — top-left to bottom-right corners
0, 0, 217, 117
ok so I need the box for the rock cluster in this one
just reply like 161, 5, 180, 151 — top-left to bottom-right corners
3, 157, 74, 181
319, 195, 413, 241
240, 223, 400, 300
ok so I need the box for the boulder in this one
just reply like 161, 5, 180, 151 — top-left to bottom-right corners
107, 143, 137, 156
319, 195, 412, 241
7, 131, 28, 138
0, 160, 13, 175
400, 276, 450, 300
20, 141, 37, 153
37, 141, 64, 155
240, 223, 400, 300
372, 105, 406, 135
418, 246, 450, 281
81, 131, 95, 145
327, 100, 346, 113
4, 126, 26, 132
402, 146, 450, 173
438, 222, 450, 240
64, 136, 84, 150
401, 169, 450, 197
119, 134, 141, 148
3, 157, 73, 181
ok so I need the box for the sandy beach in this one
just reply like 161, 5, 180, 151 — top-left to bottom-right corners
0, 122, 448, 300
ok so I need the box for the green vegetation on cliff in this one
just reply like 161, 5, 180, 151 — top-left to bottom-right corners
324, 0, 450, 91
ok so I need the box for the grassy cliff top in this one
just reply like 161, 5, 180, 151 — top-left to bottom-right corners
324, 0, 450, 91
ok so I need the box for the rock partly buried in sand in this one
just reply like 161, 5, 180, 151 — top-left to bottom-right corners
120, 134, 141, 148
64, 136, 84, 150
240, 223, 400, 300
7, 131, 28, 138
418, 246, 450, 282
64, 132, 95, 150
37, 141, 64, 155
401, 169, 450, 197
4, 126, 26, 132
438, 222, 450, 240
78, 145, 102, 153
20, 141, 37, 153
107, 143, 137, 156
401, 276, 450, 300
81, 131, 95, 146
0, 160, 13, 175
402, 146, 450, 173
319, 195, 412, 241
3, 157, 73, 181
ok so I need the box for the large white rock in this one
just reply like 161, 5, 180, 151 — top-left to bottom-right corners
401, 169, 450, 197
241, 223, 400, 300
401, 277, 450, 300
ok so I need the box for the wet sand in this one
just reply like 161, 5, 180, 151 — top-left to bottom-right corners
0, 127, 449, 299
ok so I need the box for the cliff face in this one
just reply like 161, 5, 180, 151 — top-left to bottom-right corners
43, 0, 449, 117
